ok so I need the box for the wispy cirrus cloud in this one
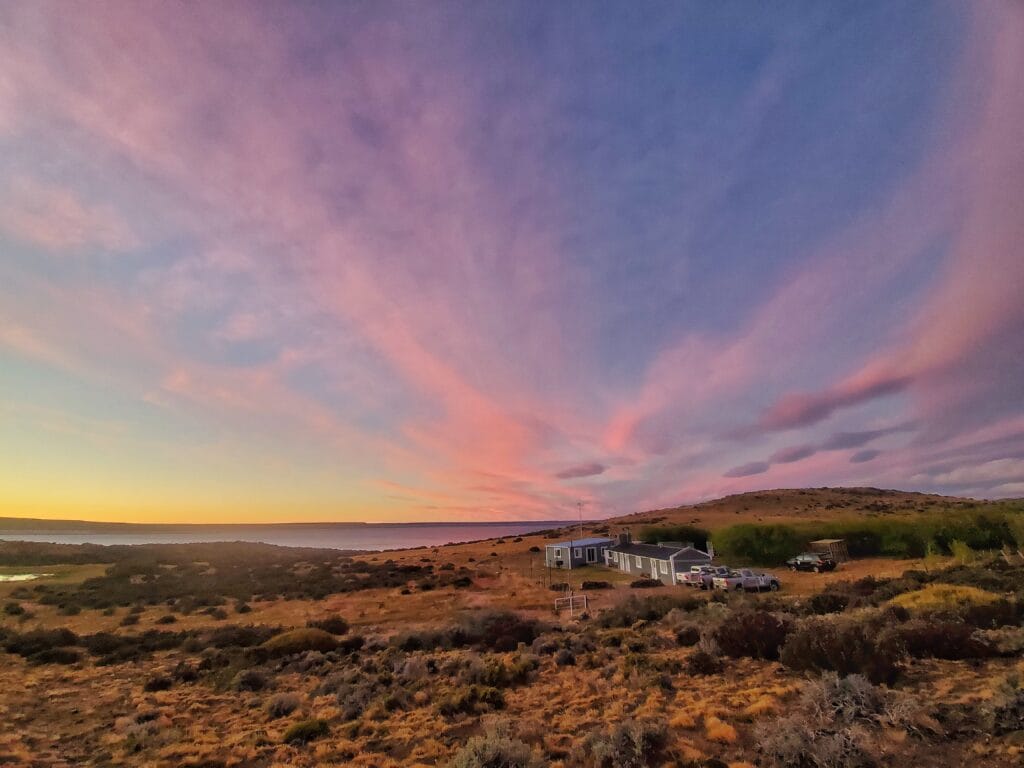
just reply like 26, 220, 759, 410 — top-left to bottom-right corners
555, 463, 606, 480
850, 449, 882, 464
723, 461, 771, 479
0, 178, 137, 252
0, 1, 1021, 521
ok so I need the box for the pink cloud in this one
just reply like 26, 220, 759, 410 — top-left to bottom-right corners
555, 462, 606, 480
0, 177, 137, 252
1, 1, 1020, 518
758, 375, 910, 431
753, 3, 1024, 442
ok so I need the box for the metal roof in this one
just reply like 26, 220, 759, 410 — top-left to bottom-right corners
545, 537, 614, 548
609, 542, 712, 560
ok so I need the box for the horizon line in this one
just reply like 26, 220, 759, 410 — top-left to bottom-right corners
0, 515, 598, 529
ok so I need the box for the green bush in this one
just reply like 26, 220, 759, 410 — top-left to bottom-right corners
282, 718, 329, 745
597, 594, 700, 628
713, 524, 803, 565
81, 630, 187, 665
202, 624, 278, 649
460, 654, 538, 688
143, 674, 173, 692
233, 669, 270, 691
3, 628, 79, 658
629, 579, 662, 589
806, 592, 849, 615
447, 722, 540, 768
266, 692, 300, 719
714, 510, 1023, 565
675, 626, 700, 646
585, 719, 668, 768
28, 647, 81, 665
883, 620, 996, 660
261, 628, 339, 657
637, 525, 710, 550
780, 617, 902, 684
437, 685, 505, 716
685, 648, 722, 676
306, 616, 349, 635
395, 611, 541, 653
713, 611, 791, 660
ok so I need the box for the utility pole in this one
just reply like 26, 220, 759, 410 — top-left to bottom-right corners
577, 499, 584, 541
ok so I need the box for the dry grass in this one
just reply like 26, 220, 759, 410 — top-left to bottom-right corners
704, 715, 738, 743
890, 584, 1002, 612
2, 488, 1021, 766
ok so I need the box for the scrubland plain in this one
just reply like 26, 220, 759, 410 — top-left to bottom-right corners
1, 488, 1023, 767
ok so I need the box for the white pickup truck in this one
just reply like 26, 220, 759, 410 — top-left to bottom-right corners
711, 569, 781, 592
677, 565, 731, 589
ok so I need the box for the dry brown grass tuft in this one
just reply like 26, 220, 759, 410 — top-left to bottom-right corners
669, 710, 697, 729
744, 694, 780, 718
704, 715, 738, 743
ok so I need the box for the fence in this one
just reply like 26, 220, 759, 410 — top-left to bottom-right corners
554, 593, 589, 617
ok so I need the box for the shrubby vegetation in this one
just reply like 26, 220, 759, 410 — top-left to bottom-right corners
447, 722, 540, 768
636, 525, 710, 550
714, 505, 1024, 565
780, 615, 902, 684
262, 628, 340, 657
437, 685, 505, 716
3, 540, 473, 614
596, 594, 701, 628
2, 523, 1022, 766
392, 610, 541, 653
713, 610, 791, 660
580, 720, 668, 768
282, 718, 329, 745
758, 673, 897, 768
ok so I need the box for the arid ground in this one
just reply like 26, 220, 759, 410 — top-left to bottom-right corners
1, 488, 1023, 768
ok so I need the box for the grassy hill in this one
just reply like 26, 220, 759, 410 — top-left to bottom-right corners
620, 487, 1003, 528
560, 488, 1024, 566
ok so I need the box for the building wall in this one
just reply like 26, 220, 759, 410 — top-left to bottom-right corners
546, 543, 610, 569
608, 550, 711, 584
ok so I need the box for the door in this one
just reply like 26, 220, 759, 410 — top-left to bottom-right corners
651, 560, 658, 579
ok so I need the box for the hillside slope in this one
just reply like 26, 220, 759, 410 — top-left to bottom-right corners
587, 487, 1022, 536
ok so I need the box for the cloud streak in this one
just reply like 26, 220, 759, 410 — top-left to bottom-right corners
0, 2, 1021, 521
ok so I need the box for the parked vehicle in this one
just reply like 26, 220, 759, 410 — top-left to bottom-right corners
785, 552, 837, 573
712, 569, 780, 592
678, 564, 730, 589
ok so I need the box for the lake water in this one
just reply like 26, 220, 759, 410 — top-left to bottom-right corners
0, 521, 572, 552
0, 573, 54, 582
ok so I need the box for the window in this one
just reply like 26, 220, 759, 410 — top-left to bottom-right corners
573, 548, 582, 558
659, 561, 668, 574
586, 547, 597, 563
634, 555, 642, 567
553, 548, 562, 558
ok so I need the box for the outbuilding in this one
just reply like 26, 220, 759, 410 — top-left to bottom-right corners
810, 538, 850, 563
544, 537, 614, 570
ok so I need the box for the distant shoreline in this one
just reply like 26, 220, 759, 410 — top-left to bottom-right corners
0, 517, 579, 534
0, 518, 582, 552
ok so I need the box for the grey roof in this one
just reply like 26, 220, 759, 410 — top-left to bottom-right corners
610, 542, 711, 561
545, 537, 614, 548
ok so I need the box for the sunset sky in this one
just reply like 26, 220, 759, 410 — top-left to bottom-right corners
1, 1, 1022, 523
